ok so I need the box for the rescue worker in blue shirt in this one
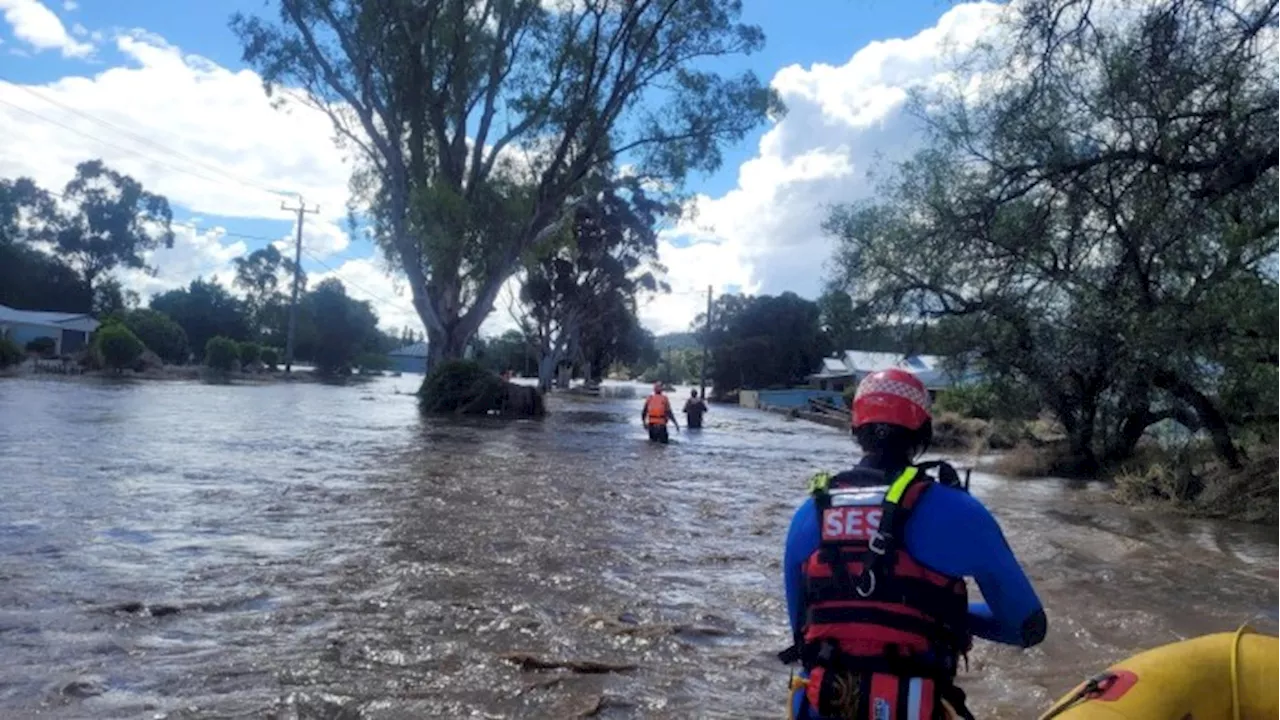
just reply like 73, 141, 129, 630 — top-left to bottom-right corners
780, 368, 1047, 720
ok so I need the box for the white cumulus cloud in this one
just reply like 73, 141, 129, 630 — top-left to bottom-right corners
0, 30, 352, 224
651, 2, 1007, 333
116, 224, 248, 301
0, 0, 92, 57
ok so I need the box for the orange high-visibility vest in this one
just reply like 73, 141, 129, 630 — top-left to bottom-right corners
644, 394, 671, 425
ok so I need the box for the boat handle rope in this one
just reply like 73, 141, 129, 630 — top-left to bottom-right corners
1230, 623, 1255, 720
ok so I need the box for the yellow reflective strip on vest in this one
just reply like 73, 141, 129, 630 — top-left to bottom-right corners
884, 466, 919, 504
808, 471, 833, 495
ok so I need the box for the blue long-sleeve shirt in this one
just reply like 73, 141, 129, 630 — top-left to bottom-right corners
784, 456, 1046, 652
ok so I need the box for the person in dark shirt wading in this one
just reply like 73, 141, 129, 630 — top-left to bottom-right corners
684, 389, 708, 429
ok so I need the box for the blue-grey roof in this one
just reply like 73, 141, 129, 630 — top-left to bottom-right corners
388, 341, 429, 358
0, 304, 99, 332
808, 349, 978, 389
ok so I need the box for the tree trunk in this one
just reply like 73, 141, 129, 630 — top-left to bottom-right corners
425, 324, 471, 373
537, 353, 558, 393
1152, 369, 1242, 469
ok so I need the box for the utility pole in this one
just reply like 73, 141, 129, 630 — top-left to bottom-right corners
699, 284, 712, 399
281, 197, 319, 373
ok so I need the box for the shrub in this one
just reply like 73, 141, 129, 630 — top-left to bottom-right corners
25, 336, 57, 357
935, 380, 1040, 421
204, 336, 240, 372
123, 309, 189, 365
418, 358, 549, 416
356, 352, 391, 374
96, 324, 146, 372
238, 342, 261, 367
0, 336, 23, 368
261, 347, 279, 370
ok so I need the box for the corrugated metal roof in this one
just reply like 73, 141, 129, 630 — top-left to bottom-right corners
809, 349, 969, 389
0, 304, 98, 332
388, 341, 429, 358
821, 357, 846, 373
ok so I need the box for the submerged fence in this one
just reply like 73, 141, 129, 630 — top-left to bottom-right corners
752, 389, 845, 410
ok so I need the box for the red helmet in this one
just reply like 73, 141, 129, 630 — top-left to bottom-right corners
851, 368, 931, 430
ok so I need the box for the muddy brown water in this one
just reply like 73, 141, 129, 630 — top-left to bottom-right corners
0, 376, 1274, 719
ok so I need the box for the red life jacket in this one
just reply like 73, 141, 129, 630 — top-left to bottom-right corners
786, 465, 973, 719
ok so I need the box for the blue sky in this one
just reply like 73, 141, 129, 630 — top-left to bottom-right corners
0, 0, 1002, 334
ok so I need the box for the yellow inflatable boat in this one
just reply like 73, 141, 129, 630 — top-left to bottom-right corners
1040, 627, 1278, 720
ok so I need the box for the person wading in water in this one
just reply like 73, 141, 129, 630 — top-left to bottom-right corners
641, 382, 679, 443
779, 368, 1046, 720
684, 389, 708, 429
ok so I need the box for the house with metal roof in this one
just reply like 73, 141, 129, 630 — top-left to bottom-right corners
809, 349, 977, 398
387, 341, 429, 374
0, 304, 99, 356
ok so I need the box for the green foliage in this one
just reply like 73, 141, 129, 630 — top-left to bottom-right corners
234, 245, 301, 343
933, 381, 1039, 422
419, 359, 507, 414
694, 291, 830, 396
1, 171, 155, 315
824, 0, 1277, 472
0, 336, 23, 368
92, 277, 140, 319
233, 0, 780, 362
0, 239, 92, 313
204, 336, 240, 372
122, 308, 188, 365
261, 346, 280, 370
296, 279, 380, 376
151, 279, 251, 355
473, 330, 534, 376
356, 352, 390, 374
51, 160, 174, 289
519, 175, 673, 389
24, 336, 56, 357
639, 347, 703, 386
95, 323, 145, 372
238, 341, 262, 366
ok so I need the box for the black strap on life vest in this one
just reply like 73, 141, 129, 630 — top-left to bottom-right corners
780, 462, 972, 667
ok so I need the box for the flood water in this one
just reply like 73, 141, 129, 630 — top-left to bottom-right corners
0, 376, 1275, 719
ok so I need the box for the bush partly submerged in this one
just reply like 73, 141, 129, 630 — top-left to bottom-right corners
1114, 438, 1278, 525
420, 359, 545, 417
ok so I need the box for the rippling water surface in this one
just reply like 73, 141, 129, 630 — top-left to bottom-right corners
0, 376, 1274, 719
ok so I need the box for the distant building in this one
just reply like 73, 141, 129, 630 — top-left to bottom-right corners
0, 304, 99, 356
809, 349, 977, 401
388, 341, 429, 374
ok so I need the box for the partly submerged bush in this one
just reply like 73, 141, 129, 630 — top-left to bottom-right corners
1114, 438, 1278, 524
123, 309, 188, 365
238, 341, 261, 367
420, 359, 544, 417
204, 336, 240, 372
930, 411, 988, 452
96, 324, 145, 372
261, 347, 279, 370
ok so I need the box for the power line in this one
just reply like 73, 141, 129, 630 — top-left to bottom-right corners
1, 80, 286, 198
0, 96, 264, 192
299, 245, 417, 314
